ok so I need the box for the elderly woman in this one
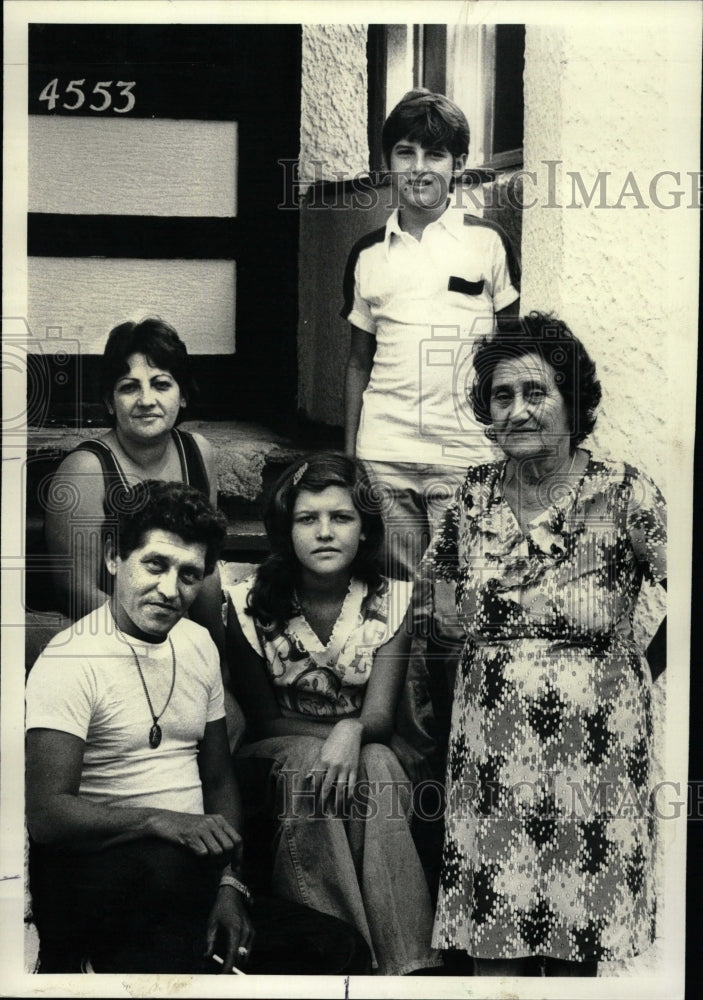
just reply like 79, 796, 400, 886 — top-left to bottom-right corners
429, 312, 666, 976
44, 317, 224, 655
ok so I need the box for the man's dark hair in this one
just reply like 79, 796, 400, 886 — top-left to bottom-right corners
381, 88, 470, 168
470, 311, 602, 449
112, 480, 226, 575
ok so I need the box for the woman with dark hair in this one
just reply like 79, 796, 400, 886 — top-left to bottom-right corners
226, 452, 441, 976
429, 312, 666, 976
44, 317, 225, 655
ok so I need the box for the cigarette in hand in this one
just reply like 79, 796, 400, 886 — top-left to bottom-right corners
212, 953, 247, 975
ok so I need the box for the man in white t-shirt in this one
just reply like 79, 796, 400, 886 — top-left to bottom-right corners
26, 480, 368, 975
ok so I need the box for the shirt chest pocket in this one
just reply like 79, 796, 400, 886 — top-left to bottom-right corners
448, 275, 485, 296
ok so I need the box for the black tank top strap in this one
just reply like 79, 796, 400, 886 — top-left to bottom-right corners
69, 439, 134, 595
72, 439, 117, 471
172, 428, 211, 498
71, 440, 133, 517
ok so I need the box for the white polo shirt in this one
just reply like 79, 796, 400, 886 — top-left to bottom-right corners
342, 205, 520, 468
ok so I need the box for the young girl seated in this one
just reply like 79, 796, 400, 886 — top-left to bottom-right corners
226, 453, 441, 976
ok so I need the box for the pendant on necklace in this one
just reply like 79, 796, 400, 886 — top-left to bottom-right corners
149, 723, 162, 749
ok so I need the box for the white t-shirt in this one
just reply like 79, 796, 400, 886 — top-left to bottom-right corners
25, 604, 225, 814
342, 205, 519, 468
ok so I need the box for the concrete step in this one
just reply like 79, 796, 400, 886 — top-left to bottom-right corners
222, 518, 268, 560
26, 420, 306, 516
27, 419, 343, 516
24, 418, 343, 612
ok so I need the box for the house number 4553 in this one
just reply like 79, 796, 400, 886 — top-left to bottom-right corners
38, 79, 136, 113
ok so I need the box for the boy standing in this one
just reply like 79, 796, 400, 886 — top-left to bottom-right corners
342, 89, 520, 576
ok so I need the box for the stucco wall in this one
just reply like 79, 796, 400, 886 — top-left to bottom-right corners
299, 24, 370, 184
297, 23, 372, 424
523, 19, 698, 980
522, 22, 698, 487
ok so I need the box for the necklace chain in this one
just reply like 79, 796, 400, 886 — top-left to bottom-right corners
116, 624, 177, 749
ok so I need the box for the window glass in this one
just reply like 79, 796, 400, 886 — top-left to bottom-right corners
492, 25, 525, 158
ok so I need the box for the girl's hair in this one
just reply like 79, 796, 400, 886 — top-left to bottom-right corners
247, 452, 385, 632
100, 316, 196, 426
470, 311, 602, 449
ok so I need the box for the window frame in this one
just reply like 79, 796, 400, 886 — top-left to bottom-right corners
368, 24, 524, 173
447, 23, 524, 171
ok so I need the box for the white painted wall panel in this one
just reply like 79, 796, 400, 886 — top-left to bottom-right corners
29, 118, 237, 217
27, 257, 236, 354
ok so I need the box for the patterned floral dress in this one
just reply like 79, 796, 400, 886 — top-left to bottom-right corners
228, 576, 414, 717
430, 456, 666, 962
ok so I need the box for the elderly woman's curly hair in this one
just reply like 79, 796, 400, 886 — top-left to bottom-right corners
470, 311, 602, 450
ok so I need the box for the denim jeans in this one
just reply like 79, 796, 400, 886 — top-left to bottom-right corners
235, 736, 442, 976
363, 460, 467, 773
362, 460, 465, 581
